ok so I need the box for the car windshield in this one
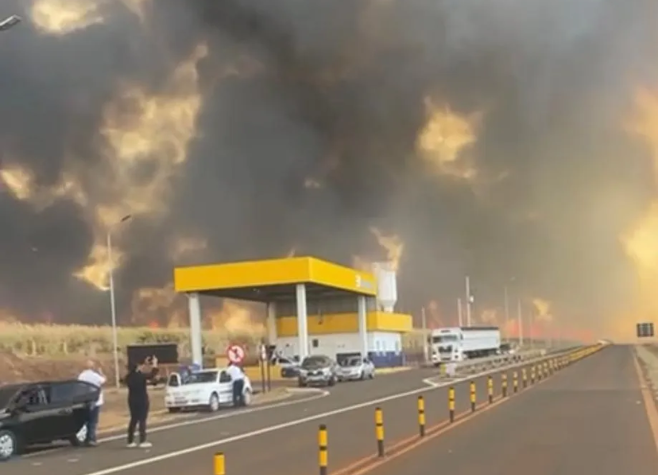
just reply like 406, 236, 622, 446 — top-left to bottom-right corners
341, 358, 361, 367
185, 371, 218, 384
302, 356, 328, 369
0, 385, 20, 408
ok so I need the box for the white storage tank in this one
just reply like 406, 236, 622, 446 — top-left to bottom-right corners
373, 262, 398, 313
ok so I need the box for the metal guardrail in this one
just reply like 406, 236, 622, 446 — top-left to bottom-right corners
447, 350, 545, 376
430, 346, 588, 377
423, 344, 583, 377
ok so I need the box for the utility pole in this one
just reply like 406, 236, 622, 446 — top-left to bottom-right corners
457, 298, 463, 326
421, 307, 428, 363
465, 276, 472, 326
504, 285, 510, 342
517, 298, 523, 347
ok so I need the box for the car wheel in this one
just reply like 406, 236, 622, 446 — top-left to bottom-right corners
0, 430, 17, 462
360, 371, 365, 380
208, 393, 220, 412
328, 377, 336, 387
243, 389, 252, 406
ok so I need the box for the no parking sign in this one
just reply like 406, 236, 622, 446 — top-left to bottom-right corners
227, 344, 245, 364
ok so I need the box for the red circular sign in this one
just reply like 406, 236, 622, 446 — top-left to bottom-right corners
227, 344, 245, 364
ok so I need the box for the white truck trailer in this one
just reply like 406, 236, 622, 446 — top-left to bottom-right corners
430, 326, 501, 365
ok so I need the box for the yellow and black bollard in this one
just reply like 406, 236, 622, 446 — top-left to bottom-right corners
318, 425, 328, 475
214, 452, 225, 475
522, 368, 527, 388
531, 366, 535, 384
487, 376, 493, 404
449, 386, 455, 422
513, 371, 518, 393
502, 373, 508, 398
417, 396, 426, 437
375, 407, 385, 457
470, 381, 476, 412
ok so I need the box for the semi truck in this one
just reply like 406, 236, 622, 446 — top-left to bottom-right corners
430, 326, 501, 365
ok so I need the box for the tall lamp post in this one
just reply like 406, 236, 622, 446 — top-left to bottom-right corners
108, 214, 132, 388
0, 15, 21, 32
503, 277, 516, 342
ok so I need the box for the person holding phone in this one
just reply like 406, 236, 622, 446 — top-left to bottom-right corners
125, 355, 157, 448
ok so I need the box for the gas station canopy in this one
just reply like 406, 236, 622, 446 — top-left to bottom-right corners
174, 257, 380, 367
174, 256, 377, 301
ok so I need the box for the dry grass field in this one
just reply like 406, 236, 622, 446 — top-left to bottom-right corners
0, 322, 264, 384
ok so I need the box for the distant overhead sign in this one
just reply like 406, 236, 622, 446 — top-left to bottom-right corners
636, 322, 654, 338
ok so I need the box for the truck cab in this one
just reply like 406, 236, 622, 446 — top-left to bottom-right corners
430, 328, 464, 366
430, 326, 501, 365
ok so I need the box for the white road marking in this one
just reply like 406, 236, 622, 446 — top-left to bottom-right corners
80, 357, 557, 475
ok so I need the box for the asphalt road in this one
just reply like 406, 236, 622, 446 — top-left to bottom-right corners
365, 345, 658, 475
4, 353, 570, 475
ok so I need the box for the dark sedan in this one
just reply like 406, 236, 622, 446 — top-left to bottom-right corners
0, 379, 99, 461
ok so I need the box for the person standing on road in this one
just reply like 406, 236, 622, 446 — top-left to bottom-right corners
226, 361, 245, 407
78, 359, 106, 447
125, 355, 157, 448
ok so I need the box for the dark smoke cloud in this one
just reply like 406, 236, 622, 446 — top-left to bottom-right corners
0, 0, 656, 335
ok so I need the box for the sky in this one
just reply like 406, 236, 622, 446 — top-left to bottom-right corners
0, 0, 657, 341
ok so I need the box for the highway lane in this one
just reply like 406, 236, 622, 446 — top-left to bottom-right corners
3, 353, 570, 475
95, 368, 437, 438
362, 345, 658, 475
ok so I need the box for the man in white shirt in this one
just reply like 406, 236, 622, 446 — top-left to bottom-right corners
226, 362, 245, 407
78, 359, 106, 446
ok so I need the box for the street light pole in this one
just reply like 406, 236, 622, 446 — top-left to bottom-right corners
107, 214, 132, 388
465, 276, 472, 326
504, 285, 509, 342
517, 298, 523, 347
0, 15, 21, 32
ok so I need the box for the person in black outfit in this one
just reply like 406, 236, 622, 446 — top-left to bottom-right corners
125, 356, 157, 448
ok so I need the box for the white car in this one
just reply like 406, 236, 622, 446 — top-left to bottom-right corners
164, 368, 252, 412
337, 356, 375, 381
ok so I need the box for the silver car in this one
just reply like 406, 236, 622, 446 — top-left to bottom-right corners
298, 355, 339, 387
338, 356, 375, 381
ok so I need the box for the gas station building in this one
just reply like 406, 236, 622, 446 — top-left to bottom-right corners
174, 256, 412, 368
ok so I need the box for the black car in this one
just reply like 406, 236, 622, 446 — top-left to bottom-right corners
0, 380, 100, 461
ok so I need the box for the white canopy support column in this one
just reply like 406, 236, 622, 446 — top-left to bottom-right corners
188, 292, 203, 368
357, 295, 368, 358
296, 284, 309, 359
266, 302, 277, 344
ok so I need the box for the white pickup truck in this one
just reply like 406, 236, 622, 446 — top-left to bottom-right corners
164, 368, 253, 412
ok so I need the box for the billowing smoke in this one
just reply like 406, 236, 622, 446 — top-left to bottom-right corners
0, 0, 656, 339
